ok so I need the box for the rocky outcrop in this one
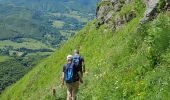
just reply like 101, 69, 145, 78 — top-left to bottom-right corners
111, 11, 136, 32
96, 0, 135, 32
165, 0, 170, 10
96, 2, 114, 28
140, 0, 159, 24
96, 0, 125, 28
96, 0, 134, 29
140, 0, 170, 24
96, 0, 169, 30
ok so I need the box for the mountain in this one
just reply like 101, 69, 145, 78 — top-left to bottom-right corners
0, 0, 98, 13
0, 0, 99, 45
0, 0, 98, 93
0, 0, 170, 99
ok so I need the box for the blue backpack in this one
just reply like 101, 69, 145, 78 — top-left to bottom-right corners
73, 55, 81, 67
64, 63, 74, 83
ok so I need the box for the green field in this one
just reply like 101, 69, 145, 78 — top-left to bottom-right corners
50, 12, 89, 23
0, 39, 51, 50
26, 52, 52, 57
60, 30, 77, 38
0, 56, 11, 62
52, 21, 65, 28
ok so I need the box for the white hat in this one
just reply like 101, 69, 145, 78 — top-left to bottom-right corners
67, 55, 73, 60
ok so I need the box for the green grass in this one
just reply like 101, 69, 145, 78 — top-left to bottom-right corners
0, 0, 170, 99
50, 12, 89, 23
52, 21, 65, 28
65, 12, 88, 22
60, 30, 77, 38
0, 39, 51, 50
26, 52, 52, 57
0, 56, 11, 62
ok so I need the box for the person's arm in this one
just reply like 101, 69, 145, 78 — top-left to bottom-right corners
78, 71, 83, 83
82, 58, 85, 73
62, 72, 65, 85
82, 62, 85, 73
61, 65, 65, 85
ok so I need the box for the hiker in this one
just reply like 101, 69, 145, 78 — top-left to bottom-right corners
73, 49, 85, 77
62, 55, 83, 100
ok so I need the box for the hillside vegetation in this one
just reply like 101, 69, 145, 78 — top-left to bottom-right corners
0, 0, 98, 93
0, 0, 98, 55
0, 0, 170, 99
0, 0, 98, 42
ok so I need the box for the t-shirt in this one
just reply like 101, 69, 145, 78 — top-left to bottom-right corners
79, 56, 84, 69
63, 63, 81, 82
73, 55, 84, 70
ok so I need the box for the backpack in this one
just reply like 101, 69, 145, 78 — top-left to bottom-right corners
72, 55, 82, 67
64, 63, 74, 83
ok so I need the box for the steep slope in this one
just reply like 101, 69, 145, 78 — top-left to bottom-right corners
0, 0, 170, 99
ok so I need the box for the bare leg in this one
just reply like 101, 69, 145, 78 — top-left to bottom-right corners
67, 84, 72, 100
72, 81, 79, 100
67, 89, 72, 100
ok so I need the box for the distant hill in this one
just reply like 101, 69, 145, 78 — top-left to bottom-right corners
0, 4, 62, 42
0, 0, 99, 45
0, 0, 98, 13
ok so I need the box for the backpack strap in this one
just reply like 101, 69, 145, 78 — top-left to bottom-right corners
64, 64, 67, 72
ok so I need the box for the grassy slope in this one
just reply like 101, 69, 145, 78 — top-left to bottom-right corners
1, 0, 170, 99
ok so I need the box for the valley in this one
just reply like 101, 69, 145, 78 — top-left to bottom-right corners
0, 0, 98, 93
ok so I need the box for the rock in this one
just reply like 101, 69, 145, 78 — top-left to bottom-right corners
114, 2, 123, 12
140, 0, 170, 24
125, 0, 131, 4
140, 0, 159, 24
96, 0, 128, 28
112, 25, 116, 32
116, 16, 124, 26
96, 4, 114, 28
110, 10, 136, 32
165, 0, 170, 10
125, 11, 136, 22
96, 0, 135, 30
110, 0, 122, 11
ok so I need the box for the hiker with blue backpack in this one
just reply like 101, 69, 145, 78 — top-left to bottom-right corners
73, 49, 85, 77
62, 55, 83, 100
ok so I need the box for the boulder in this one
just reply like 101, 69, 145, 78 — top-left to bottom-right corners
96, 0, 127, 28
96, 4, 114, 28
165, 0, 170, 10
140, 0, 170, 24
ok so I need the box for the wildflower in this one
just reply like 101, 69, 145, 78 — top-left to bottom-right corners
137, 93, 141, 96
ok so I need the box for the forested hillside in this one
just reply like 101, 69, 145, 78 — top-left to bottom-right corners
0, 0, 98, 93
0, 0, 170, 99
0, 0, 99, 46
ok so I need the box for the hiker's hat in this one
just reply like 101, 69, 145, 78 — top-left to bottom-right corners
67, 55, 73, 60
